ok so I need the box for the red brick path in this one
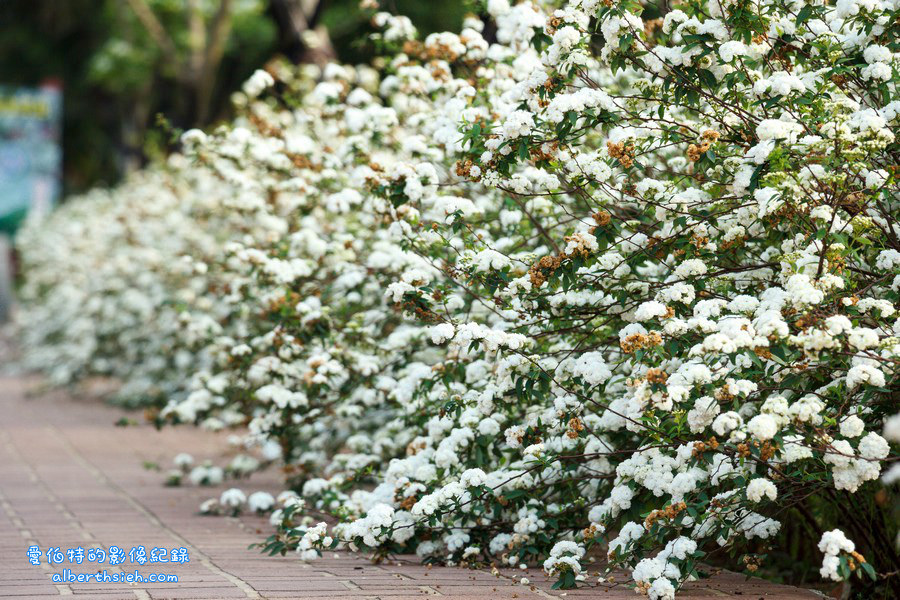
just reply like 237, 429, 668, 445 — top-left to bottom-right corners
0, 376, 825, 599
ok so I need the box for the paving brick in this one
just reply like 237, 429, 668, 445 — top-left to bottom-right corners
0, 376, 827, 599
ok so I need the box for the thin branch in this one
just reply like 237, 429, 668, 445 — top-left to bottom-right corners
125, 0, 177, 64
196, 0, 235, 123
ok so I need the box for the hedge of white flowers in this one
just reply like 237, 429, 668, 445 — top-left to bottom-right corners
16, 0, 900, 597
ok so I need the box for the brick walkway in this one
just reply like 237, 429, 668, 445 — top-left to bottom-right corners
0, 375, 825, 599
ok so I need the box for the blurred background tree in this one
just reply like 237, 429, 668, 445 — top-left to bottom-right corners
0, 0, 465, 195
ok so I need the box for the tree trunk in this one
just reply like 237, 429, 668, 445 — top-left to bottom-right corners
269, 0, 335, 65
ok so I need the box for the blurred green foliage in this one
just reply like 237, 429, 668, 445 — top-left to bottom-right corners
0, 0, 465, 195
324, 0, 467, 64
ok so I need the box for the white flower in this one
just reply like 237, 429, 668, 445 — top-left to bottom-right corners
180, 129, 207, 147
746, 478, 777, 503
505, 425, 525, 448
858, 432, 890, 460
712, 411, 743, 437
876, 249, 900, 271
756, 119, 803, 141
846, 364, 886, 390
173, 453, 194, 469
568, 352, 612, 385
430, 322, 455, 345
649, 578, 676, 600
243, 69, 275, 98
502, 110, 535, 139
674, 259, 707, 279
848, 328, 879, 351
687, 396, 720, 433
884, 414, 900, 443
818, 530, 856, 581
220, 488, 247, 508
839, 415, 865, 438
248, 491, 275, 512
747, 414, 779, 441
635, 300, 670, 322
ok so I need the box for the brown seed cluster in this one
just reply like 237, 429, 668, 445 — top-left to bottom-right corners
692, 436, 720, 458
395, 299, 439, 323
644, 501, 686, 530
248, 113, 280, 138
530, 142, 558, 162
710, 496, 729, 509
753, 346, 773, 360
620, 331, 663, 353
687, 130, 721, 162
592, 210, 612, 226
406, 439, 427, 456
741, 438, 779, 462
720, 235, 747, 251
690, 233, 710, 248
455, 159, 480, 180
759, 441, 777, 461
563, 233, 593, 258
607, 140, 635, 168
714, 386, 734, 403
742, 554, 761, 573
527, 227, 599, 287
545, 16, 564, 34
848, 551, 867, 571
582, 523, 602, 540
566, 417, 585, 439
645, 368, 669, 384
528, 254, 565, 287
265, 291, 302, 316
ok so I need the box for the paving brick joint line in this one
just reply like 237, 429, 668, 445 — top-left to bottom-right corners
49, 425, 262, 600
0, 376, 825, 599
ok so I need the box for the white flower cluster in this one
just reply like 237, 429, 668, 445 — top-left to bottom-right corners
16, 0, 899, 595
542, 540, 585, 578
818, 530, 860, 581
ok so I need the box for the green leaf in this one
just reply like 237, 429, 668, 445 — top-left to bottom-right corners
518, 142, 529, 161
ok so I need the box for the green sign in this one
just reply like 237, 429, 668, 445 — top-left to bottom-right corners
0, 83, 62, 235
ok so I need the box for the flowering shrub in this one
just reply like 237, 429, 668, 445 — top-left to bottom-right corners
17, 0, 900, 597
